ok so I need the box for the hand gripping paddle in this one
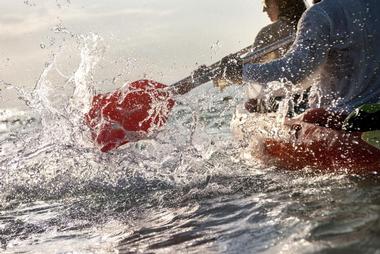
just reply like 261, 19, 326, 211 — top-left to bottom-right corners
85, 35, 295, 152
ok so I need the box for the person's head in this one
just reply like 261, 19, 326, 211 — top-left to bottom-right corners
263, 0, 307, 22
263, 0, 280, 22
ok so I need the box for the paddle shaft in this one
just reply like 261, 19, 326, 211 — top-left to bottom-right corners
170, 34, 296, 95
87, 36, 297, 152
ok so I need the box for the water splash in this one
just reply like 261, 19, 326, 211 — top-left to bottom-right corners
1, 26, 377, 254
0, 34, 108, 202
0, 32, 249, 207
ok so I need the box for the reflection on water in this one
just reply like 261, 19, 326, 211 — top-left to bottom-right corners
1, 87, 380, 253
2, 147, 380, 254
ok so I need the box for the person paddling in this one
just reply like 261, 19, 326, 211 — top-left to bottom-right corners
217, 0, 380, 130
244, 0, 307, 114
252, 0, 306, 62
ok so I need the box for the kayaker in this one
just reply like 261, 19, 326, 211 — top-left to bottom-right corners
245, 0, 307, 114
217, 0, 380, 129
251, 0, 306, 62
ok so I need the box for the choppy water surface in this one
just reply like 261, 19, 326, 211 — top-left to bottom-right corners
1, 34, 380, 254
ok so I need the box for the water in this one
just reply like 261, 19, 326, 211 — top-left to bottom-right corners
1, 30, 380, 254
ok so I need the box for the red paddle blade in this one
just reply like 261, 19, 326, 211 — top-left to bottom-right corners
85, 79, 175, 152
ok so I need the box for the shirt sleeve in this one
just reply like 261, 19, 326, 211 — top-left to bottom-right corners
243, 6, 332, 84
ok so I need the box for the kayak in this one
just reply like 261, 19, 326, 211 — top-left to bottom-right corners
263, 119, 380, 173
231, 106, 380, 174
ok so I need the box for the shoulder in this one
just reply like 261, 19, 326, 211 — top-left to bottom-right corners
297, 3, 333, 31
301, 1, 335, 21
254, 19, 295, 47
254, 24, 274, 48
259, 19, 294, 34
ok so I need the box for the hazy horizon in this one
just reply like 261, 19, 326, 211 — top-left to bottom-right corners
0, 0, 312, 108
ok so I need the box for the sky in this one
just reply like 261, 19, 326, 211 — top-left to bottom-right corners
0, 0, 312, 109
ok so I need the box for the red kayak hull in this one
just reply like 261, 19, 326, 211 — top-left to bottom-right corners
263, 120, 380, 174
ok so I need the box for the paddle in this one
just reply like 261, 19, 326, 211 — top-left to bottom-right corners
85, 35, 295, 152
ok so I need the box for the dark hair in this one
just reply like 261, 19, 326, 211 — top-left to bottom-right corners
268, 0, 307, 21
